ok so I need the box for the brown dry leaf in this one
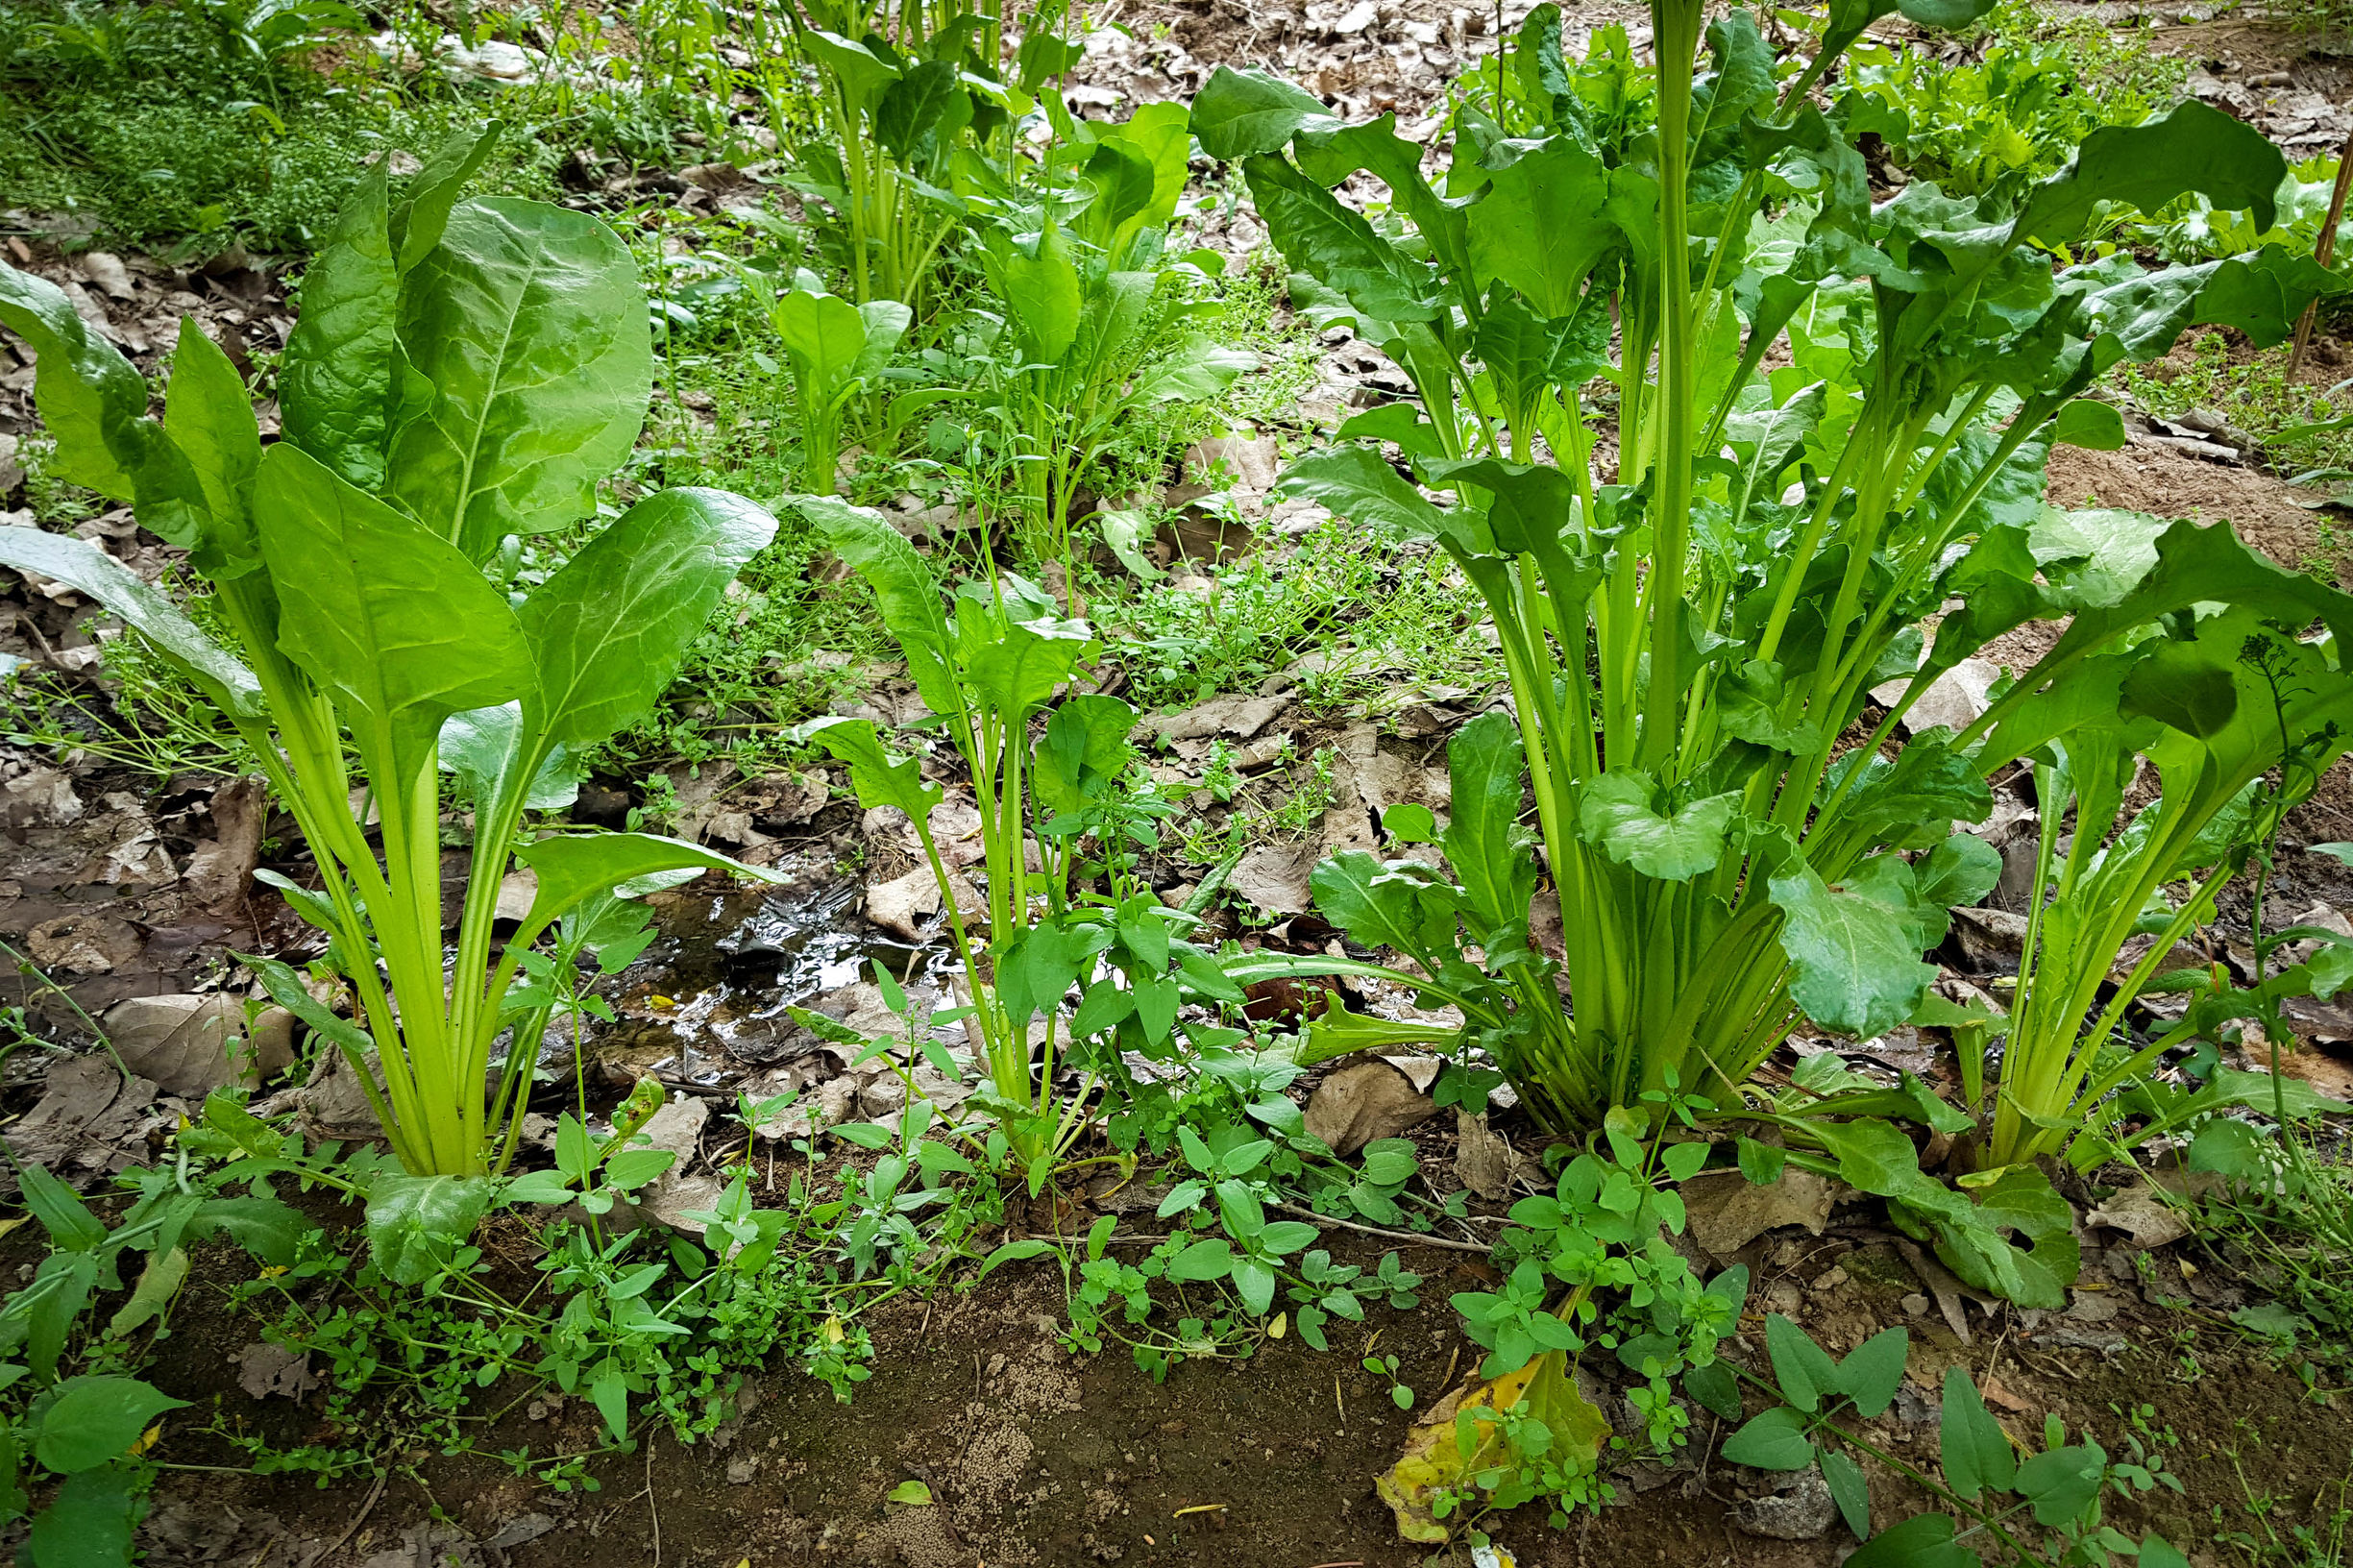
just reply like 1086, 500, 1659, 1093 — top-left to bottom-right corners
1681, 1166, 1835, 1261
1142, 692, 1293, 744
635, 1095, 722, 1235
1304, 1059, 1435, 1156
862, 863, 981, 942
1227, 842, 1316, 916
236, 1342, 318, 1402
182, 774, 267, 907
103, 993, 292, 1097
7, 1053, 156, 1177
2084, 1182, 2193, 1251
1452, 1109, 1528, 1201
1978, 1373, 2031, 1414
2, 766, 83, 828
24, 913, 140, 975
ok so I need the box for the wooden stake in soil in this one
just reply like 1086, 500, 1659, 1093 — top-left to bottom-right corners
2289, 126, 2353, 381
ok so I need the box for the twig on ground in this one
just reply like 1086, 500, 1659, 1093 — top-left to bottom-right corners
1271, 1199, 1494, 1254
298, 1471, 386, 1568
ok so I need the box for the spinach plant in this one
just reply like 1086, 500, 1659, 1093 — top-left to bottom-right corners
0, 132, 781, 1179
1189, 3, 2350, 1161
765, 0, 1066, 306
771, 276, 913, 493
791, 499, 1245, 1179
955, 98, 1253, 571
1841, 0, 2187, 208
1966, 608, 2353, 1171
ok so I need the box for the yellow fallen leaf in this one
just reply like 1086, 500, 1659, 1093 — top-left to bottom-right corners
1267, 1311, 1287, 1340
131, 1424, 163, 1458
1375, 1350, 1607, 1544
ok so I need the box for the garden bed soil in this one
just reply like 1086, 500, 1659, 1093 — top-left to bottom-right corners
99, 1219, 2353, 1568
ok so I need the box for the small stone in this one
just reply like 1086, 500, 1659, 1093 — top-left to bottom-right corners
2066, 1288, 2121, 1324
1901, 1292, 1930, 1317
1734, 1466, 1838, 1541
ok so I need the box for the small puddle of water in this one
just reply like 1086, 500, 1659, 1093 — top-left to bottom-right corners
577, 864, 953, 1091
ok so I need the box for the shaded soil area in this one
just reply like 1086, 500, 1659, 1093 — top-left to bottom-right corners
88, 1217, 2353, 1568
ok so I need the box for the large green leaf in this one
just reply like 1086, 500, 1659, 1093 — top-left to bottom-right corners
34, 1377, 187, 1473
1296, 115, 1473, 281
520, 487, 776, 747
279, 159, 400, 489
161, 318, 262, 574
2119, 639, 2240, 739
1467, 137, 1615, 315
0, 525, 262, 717
1938, 1364, 2017, 1500
1273, 446, 1450, 540
253, 444, 533, 725
386, 198, 652, 559
390, 123, 502, 274
515, 832, 779, 939
1578, 772, 1740, 881
1441, 712, 1536, 929
801, 27, 898, 109
27, 1466, 142, 1568
1032, 694, 1139, 823
798, 497, 959, 715
1844, 1512, 1979, 1568
772, 288, 871, 403
187, 1194, 312, 1270
1769, 856, 1937, 1039
874, 58, 961, 160
2028, 518, 2353, 687
363, 1173, 496, 1286
957, 610, 1091, 721
802, 717, 945, 821
1242, 153, 1440, 324
1310, 851, 1461, 959
2012, 100, 2286, 247
1189, 65, 1335, 160
439, 702, 581, 814
991, 222, 1083, 365
0, 262, 209, 549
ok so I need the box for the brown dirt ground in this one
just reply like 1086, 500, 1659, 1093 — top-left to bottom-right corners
70, 1213, 2350, 1568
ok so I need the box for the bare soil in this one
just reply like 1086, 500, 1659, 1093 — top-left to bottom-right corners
86, 1213, 2353, 1568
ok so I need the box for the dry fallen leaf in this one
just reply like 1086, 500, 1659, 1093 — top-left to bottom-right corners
1978, 1373, 2031, 1414
1303, 1059, 1436, 1156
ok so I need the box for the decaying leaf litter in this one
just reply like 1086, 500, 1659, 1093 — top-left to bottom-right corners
11, 0, 2353, 1564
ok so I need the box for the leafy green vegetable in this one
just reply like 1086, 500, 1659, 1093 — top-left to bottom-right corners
0, 138, 780, 1176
